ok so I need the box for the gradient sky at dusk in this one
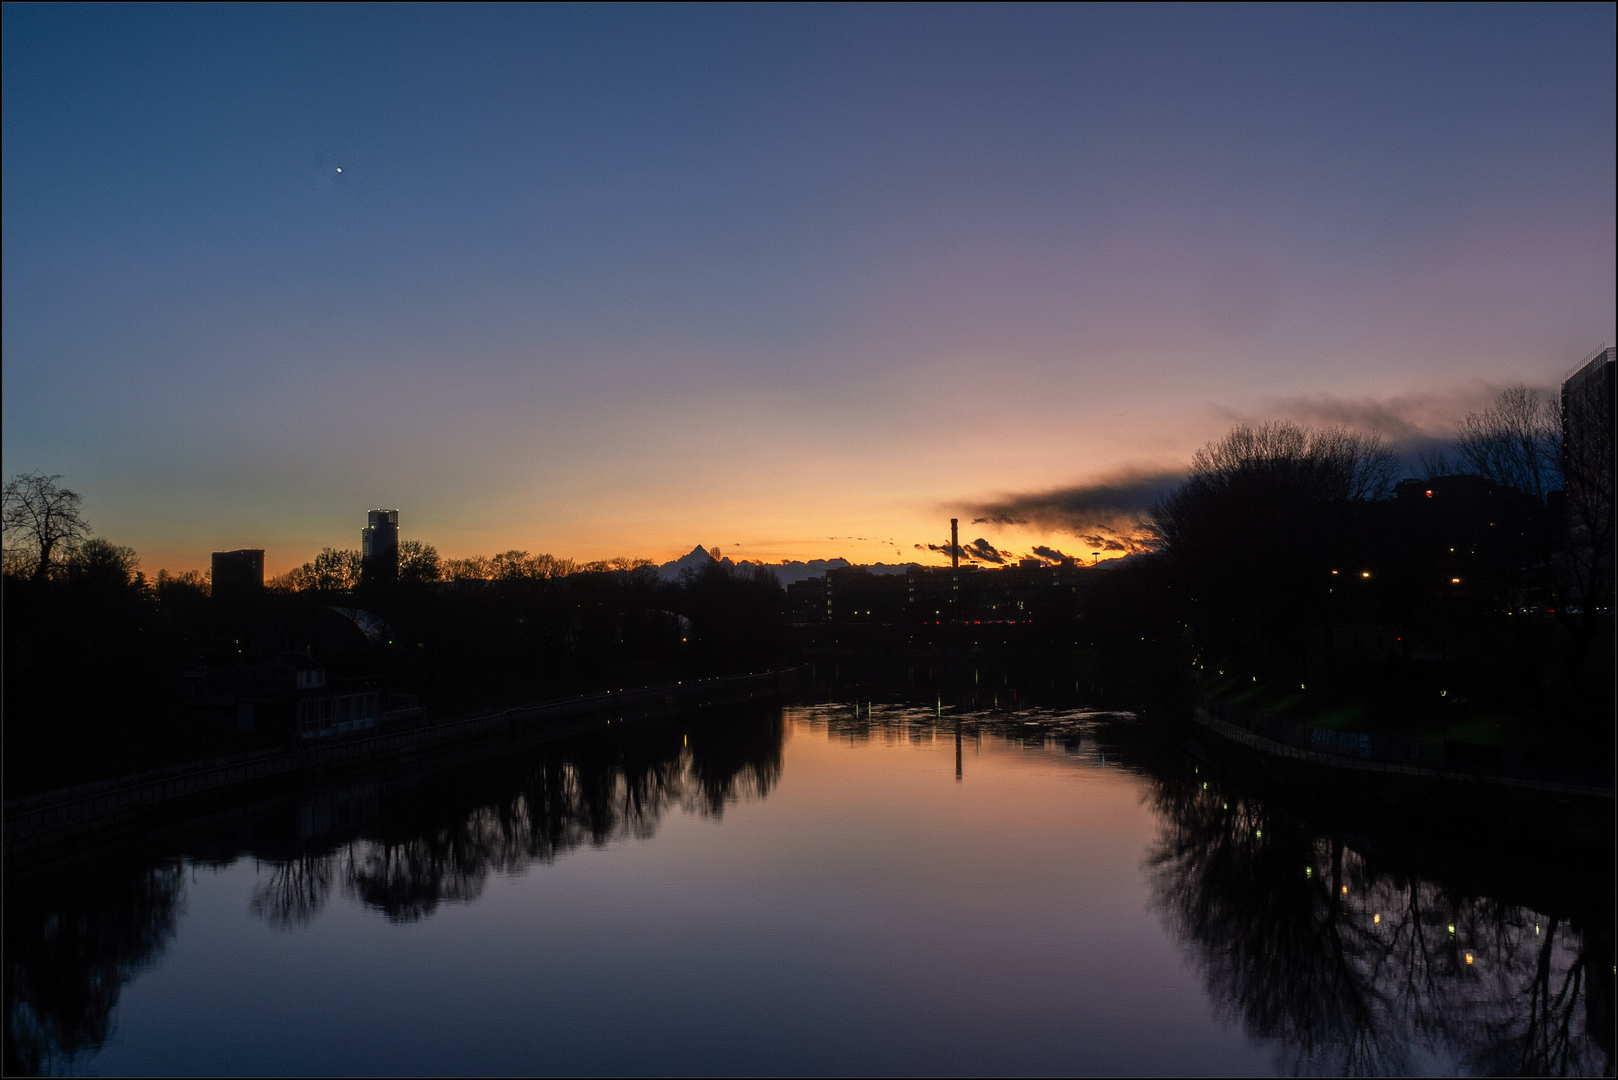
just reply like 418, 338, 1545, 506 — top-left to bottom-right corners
4, 4, 1614, 574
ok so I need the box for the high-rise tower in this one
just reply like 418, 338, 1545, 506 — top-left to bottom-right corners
361, 509, 399, 559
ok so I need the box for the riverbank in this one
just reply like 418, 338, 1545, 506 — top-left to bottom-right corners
1192, 705, 1614, 798
3, 669, 797, 861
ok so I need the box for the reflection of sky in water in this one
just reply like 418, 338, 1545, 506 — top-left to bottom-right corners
17, 706, 1611, 1075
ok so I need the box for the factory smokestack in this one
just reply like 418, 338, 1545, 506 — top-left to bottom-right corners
950, 518, 959, 570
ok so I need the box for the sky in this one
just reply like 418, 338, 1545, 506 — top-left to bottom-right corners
4, 4, 1614, 574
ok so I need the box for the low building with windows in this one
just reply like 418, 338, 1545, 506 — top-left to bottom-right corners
787, 576, 826, 623
215, 654, 383, 738
907, 560, 1087, 621
294, 687, 381, 739
825, 566, 908, 622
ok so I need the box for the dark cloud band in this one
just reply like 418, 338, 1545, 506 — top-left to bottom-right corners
965, 470, 1184, 533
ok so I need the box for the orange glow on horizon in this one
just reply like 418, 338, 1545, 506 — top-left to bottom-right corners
146, 525, 1145, 578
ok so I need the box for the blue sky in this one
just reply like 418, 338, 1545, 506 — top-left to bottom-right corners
4, 4, 1613, 572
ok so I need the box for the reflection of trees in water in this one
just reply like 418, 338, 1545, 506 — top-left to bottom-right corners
3, 708, 784, 1074
4, 861, 185, 1076
1147, 773, 1612, 1075
253, 708, 785, 925
27, 706, 1605, 1077
756, 703, 1613, 1076
249, 853, 333, 931
343, 820, 501, 923
684, 709, 783, 817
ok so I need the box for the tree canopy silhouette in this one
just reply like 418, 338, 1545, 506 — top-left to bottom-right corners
2, 473, 92, 582
1148, 422, 1395, 684
1454, 385, 1562, 499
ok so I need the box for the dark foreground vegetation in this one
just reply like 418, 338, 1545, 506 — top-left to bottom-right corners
799, 383, 1615, 779
2, 482, 787, 796
4, 377, 1612, 795
1142, 401, 1612, 768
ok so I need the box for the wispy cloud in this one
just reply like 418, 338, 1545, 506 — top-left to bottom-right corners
1219, 383, 1539, 445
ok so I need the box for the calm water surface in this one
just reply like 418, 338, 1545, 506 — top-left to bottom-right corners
6, 702, 1610, 1075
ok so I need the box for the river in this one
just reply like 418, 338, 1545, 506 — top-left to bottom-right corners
4, 700, 1611, 1075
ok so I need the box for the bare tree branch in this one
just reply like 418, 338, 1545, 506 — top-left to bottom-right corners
1, 472, 92, 582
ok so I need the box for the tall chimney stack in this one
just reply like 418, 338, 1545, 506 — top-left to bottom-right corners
950, 518, 959, 570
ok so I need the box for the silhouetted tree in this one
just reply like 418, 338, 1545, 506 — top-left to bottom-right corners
2, 473, 91, 582
436, 550, 579, 581
489, 550, 576, 580
440, 553, 494, 581
65, 538, 142, 590
155, 568, 210, 598
272, 548, 363, 592
1149, 422, 1395, 686
1456, 385, 1562, 499
679, 560, 786, 676
1451, 384, 1610, 686
397, 539, 442, 585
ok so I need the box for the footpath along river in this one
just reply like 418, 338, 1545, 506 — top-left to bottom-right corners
4, 699, 1611, 1075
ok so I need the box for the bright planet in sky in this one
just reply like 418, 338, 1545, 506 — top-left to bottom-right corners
0, 4, 1612, 576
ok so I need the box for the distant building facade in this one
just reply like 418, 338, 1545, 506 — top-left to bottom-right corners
787, 576, 826, 623
1562, 346, 1614, 452
1386, 474, 1557, 566
210, 549, 264, 602
907, 561, 1086, 621
361, 509, 399, 559
790, 560, 1090, 623
1561, 346, 1615, 609
825, 566, 907, 622
203, 654, 379, 737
